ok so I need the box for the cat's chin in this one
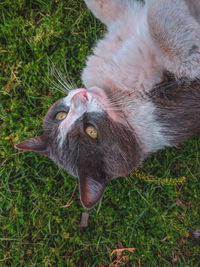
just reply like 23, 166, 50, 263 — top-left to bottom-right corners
87, 86, 125, 124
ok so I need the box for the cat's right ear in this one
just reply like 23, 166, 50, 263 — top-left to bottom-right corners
15, 135, 48, 155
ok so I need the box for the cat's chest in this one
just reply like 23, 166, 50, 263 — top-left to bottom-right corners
82, 9, 163, 93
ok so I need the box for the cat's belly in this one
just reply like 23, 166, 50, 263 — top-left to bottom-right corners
82, 14, 135, 90
82, 8, 162, 93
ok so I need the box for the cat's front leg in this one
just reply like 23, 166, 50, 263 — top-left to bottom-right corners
84, 0, 137, 27
148, 0, 200, 80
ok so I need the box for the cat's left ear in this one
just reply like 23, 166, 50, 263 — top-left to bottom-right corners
78, 175, 108, 209
15, 135, 48, 154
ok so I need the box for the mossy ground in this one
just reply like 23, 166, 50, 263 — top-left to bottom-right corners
0, 0, 200, 266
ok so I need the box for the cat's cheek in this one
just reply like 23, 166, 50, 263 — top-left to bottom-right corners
87, 86, 125, 124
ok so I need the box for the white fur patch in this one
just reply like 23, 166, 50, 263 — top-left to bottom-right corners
126, 100, 170, 154
82, 4, 163, 93
57, 89, 103, 147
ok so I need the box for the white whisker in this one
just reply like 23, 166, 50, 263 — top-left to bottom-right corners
50, 79, 69, 94
47, 59, 76, 93
64, 62, 76, 89
54, 67, 73, 91
45, 76, 69, 95
52, 67, 72, 92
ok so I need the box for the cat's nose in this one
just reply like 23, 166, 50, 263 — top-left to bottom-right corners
71, 91, 88, 107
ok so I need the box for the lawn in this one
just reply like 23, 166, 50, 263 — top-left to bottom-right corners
0, 0, 200, 266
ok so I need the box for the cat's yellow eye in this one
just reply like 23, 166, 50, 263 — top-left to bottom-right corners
56, 112, 67, 121
85, 125, 98, 139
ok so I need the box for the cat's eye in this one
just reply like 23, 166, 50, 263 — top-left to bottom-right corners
85, 125, 98, 139
55, 112, 68, 121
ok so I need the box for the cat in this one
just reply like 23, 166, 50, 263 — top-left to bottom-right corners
15, 0, 200, 209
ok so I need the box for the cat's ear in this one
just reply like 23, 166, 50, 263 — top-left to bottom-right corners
79, 176, 108, 209
15, 135, 48, 154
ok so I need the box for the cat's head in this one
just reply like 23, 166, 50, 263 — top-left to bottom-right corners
15, 87, 142, 209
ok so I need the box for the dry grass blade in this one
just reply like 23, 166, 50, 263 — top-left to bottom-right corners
0, 152, 24, 168
61, 183, 78, 208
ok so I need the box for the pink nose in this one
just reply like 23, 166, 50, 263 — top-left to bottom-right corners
71, 91, 88, 107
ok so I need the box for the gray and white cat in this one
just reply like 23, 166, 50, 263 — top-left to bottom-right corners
15, 0, 200, 209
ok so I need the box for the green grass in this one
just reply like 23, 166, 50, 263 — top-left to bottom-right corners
0, 0, 200, 266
